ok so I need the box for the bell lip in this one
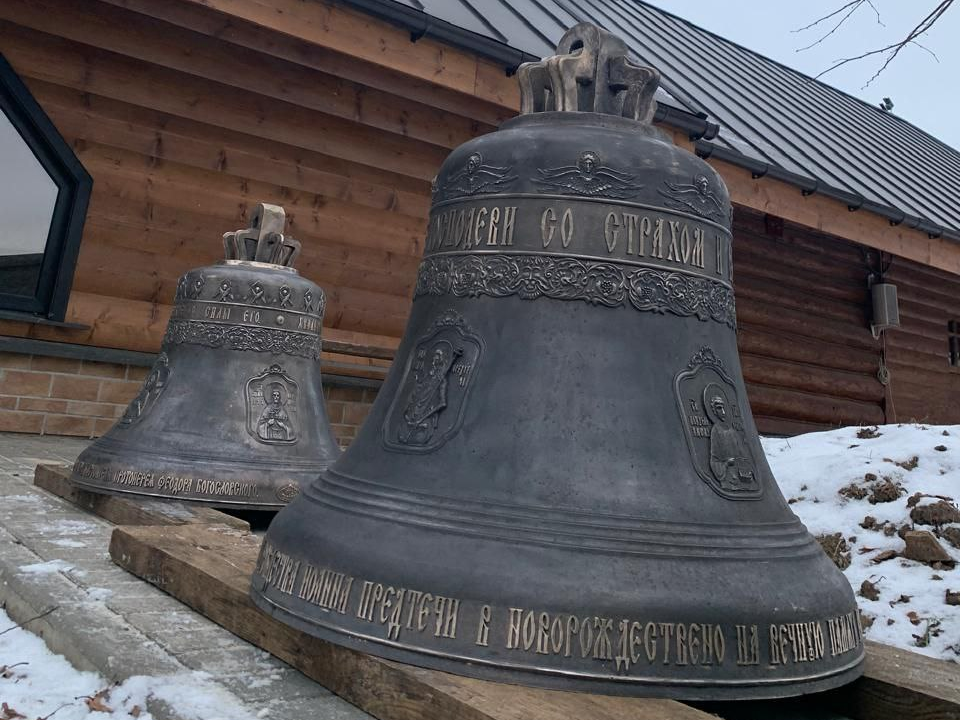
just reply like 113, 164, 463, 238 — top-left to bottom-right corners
248, 586, 865, 701
219, 259, 299, 274
69, 476, 291, 511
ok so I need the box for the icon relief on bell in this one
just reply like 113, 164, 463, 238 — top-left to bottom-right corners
659, 175, 728, 223
119, 352, 170, 426
245, 364, 300, 445
442, 152, 517, 200
383, 310, 483, 453
674, 347, 761, 499
533, 151, 639, 199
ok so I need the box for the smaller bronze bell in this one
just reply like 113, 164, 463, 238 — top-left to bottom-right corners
70, 204, 340, 510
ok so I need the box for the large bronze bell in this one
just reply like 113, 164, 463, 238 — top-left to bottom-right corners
250, 25, 863, 699
71, 204, 340, 510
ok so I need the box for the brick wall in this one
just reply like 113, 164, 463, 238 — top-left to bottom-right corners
0, 351, 376, 447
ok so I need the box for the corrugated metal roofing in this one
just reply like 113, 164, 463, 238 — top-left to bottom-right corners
348, 0, 960, 241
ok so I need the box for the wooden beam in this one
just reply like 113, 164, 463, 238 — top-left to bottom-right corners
34, 463, 250, 531
108, 523, 717, 720
167, 0, 522, 109
109, 522, 960, 720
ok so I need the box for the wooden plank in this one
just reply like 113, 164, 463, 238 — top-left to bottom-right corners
825, 641, 960, 720
0, 21, 449, 182
745, 382, 884, 426
108, 523, 715, 720
3, 0, 485, 151
109, 522, 960, 720
96, 0, 513, 128
34, 463, 250, 531
33, 79, 431, 219
737, 325, 878, 375
741, 354, 882, 403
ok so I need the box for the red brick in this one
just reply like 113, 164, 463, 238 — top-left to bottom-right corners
94, 417, 116, 436
43, 414, 95, 438
66, 401, 118, 418
31, 356, 81, 373
98, 380, 142, 404
0, 370, 52, 397
126, 365, 150, 381
80, 360, 127, 378
0, 396, 16, 410
342, 402, 372, 426
50, 375, 100, 401
0, 410, 44, 434
327, 386, 365, 403
18, 398, 67, 413
0, 352, 31, 369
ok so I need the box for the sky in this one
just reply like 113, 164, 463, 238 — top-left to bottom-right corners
648, 0, 960, 151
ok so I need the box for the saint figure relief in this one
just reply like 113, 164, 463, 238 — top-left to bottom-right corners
703, 383, 757, 490
257, 383, 295, 443
399, 340, 461, 446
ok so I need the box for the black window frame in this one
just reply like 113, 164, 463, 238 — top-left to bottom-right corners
0, 52, 91, 322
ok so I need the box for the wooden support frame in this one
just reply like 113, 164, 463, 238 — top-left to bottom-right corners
109, 522, 960, 720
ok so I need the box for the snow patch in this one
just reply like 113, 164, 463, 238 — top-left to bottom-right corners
17, 559, 76, 575
764, 423, 960, 662
0, 607, 261, 720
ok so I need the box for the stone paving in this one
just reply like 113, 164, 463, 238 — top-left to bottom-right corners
0, 431, 370, 720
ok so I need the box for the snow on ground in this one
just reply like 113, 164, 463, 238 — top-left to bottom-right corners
763, 423, 960, 662
0, 608, 261, 720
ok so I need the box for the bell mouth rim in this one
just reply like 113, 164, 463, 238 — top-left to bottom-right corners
220, 259, 299, 274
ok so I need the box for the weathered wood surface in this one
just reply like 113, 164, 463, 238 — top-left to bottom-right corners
108, 523, 719, 720
109, 523, 960, 720
34, 463, 250, 531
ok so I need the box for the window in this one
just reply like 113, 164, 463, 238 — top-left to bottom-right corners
0, 53, 90, 321
950, 321, 960, 367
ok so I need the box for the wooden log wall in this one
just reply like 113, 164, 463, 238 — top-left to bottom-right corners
884, 260, 960, 423
732, 208, 886, 435
0, 0, 513, 371
0, 0, 957, 430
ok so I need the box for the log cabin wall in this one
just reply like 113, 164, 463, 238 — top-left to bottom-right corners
0, 0, 956, 440
732, 208, 886, 436
884, 260, 960, 424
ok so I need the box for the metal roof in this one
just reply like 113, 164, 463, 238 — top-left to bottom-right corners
345, 0, 960, 242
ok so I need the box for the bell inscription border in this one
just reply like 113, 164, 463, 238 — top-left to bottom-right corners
163, 320, 322, 360
253, 541, 865, 683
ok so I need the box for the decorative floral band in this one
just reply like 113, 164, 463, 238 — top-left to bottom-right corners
415, 254, 736, 327
163, 321, 322, 359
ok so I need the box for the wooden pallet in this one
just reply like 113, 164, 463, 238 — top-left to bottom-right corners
34, 463, 250, 531
108, 523, 960, 720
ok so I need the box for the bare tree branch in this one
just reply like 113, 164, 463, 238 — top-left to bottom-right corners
795, 0, 953, 87
792, 0, 862, 33
795, 1, 865, 51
